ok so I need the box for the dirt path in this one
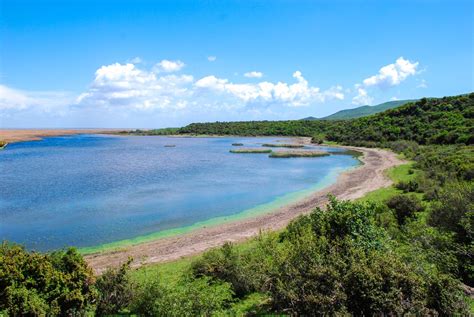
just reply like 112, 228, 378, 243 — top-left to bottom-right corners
85, 144, 404, 273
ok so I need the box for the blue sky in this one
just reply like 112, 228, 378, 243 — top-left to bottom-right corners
0, 0, 472, 128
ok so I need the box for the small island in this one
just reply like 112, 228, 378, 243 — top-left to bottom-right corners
232, 143, 244, 146
230, 148, 272, 154
262, 143, 304, 148
269, 150, 329, 158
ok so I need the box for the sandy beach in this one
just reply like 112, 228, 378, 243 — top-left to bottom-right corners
85, 143, 404, 273
0, 129, 126, 143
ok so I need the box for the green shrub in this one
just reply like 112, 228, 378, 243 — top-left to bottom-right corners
131, 275, 233, 316
311, 134, 325, 144
395, 180, 419, 193
95, 258, 135, 315
0, 243, 96, 316
429, 181, 474, 285
191, 242, 253, 297
426, 273, 469, 315
344, 249, 429, 315
386, 194, 424, 225
429, 181, 474, 244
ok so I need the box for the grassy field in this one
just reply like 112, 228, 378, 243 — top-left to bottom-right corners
357, 161, 420, 204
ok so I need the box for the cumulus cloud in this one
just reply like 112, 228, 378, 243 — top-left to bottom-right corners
76, 63, 193, 110
207, 56, 217, 62
362, 57, 419, 88
196, 70, 343, 107
244, 71, 263, 78
352, 88, 373, 105
153, 59, 185, 72
2, 61, 348, 123
348, 57, 420, 106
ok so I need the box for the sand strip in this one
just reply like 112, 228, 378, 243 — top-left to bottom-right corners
85, 144, 404, 273
0, 129, 127, 143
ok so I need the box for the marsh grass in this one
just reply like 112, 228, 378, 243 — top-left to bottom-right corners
262, 143, 304, 148
230, 148, 272, 154
269, 150, 329, 158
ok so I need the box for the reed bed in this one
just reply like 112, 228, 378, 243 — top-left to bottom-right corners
262, 143, 304, 148
269, 150, 329, 158
230, 148, 272, 154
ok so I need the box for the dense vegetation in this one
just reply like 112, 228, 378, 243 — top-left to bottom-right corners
178, 93, 473, 146
1, 93, 473, 315
318, 99, 416, 120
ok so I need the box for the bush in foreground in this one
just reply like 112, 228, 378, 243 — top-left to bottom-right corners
192, 198, 469, 315
0, 243, 96, 316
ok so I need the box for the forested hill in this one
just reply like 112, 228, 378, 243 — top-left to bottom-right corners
178, 93, 474, 146
319, 99, 416, 120
326, 94, 473, 145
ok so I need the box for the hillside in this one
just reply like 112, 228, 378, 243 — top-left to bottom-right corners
327, 94, 473, 145
320, 99, 417, 120
179, 93, 474, 146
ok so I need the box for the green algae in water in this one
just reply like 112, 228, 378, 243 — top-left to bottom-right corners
79, 166, 352, 255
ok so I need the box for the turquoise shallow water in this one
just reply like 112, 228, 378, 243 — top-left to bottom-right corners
0, 135, 358, 251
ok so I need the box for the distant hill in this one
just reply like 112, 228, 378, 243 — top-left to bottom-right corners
318, 99, 417, 120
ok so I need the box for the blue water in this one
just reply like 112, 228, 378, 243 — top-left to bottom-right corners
0, 134, 358, 251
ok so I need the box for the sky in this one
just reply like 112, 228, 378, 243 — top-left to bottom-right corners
0, 0, 473, 128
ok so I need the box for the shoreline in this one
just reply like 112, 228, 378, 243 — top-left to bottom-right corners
79, 165, 350, 255
0, 129, 128, 143
85, 143, 405, 273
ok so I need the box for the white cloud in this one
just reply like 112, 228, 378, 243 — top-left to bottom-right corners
0, 84, 74, 112
417, 79, 428, 88
2, 61, 347, 124
323, 85, 345, 101
352, 88, 373, 105
154, 59, 185, 73
196, 70, 343, 107
390, 96, 399, 101
207, 56, 217, 62
244, 71, 263, 78
129, 57, 142, 64
363, 57, 419, 88
77, 63, 193, 110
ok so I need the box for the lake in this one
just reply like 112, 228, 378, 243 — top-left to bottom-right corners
0, 135, 359, 251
